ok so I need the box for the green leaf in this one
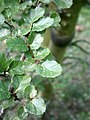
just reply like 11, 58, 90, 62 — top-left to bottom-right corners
7, 37, 28, 52
50, 12, 61, 27
1, 99, 13, 109
0, 14, 5, 25
26, 98, 46, 115
4, 0, 19, 7
31, 34, 43, 50
4, 0, 20, 18
20, 1, 32, 11
0, 28, 10, 38
10, 62, 25, 76
32, 17, 54, 31
17, 107, 24, 118
34, 48, 50, 60
54, 0, 73, 9
37, 60, 62, 78
0, 0, 5, 13
40, 0, 51, 4
17, 76, 31, 91
12, 75, 31, 91
12, 76, 22, 90
0, 81, 10, 101
23, 58, 37, 72
10, 117, 20, 120
17, 24, 31, 36
0, 53, 9, 72
28, 32, 36, 44
29, 7, 45, 23
9, 60, 19, 70
3, 8, 12, 19
17, 106, 28, 119
24, 85, 37, 99
29, 85, 37, 99
24, 62, 37, 72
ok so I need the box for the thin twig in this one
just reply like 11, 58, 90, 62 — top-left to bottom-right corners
70, 43, 90, 54
20, 53, 26, 61
63, 56, 88, 64
0, 74, 6, 77
74, 44, 90, 54
4, 21, 15, 29
71, 40, 90, 44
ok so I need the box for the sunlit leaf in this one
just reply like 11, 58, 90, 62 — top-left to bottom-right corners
31, 34, 43, 50
0, 28, 10, 38
40, 0, 51, 4
29, 7, 45, 23
34, 48, 50, 60
26, 98, 46, 115
54, 0, 73, 9
37, 60, 62, 78
12, 75, 31, 91
32, 17, 54, 31
24, 85, 37, 99
0, 14, 5, 25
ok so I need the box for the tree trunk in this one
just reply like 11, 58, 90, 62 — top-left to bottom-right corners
44, 0, 87, 63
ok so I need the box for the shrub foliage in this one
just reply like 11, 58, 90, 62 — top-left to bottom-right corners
0, 0, 73, 119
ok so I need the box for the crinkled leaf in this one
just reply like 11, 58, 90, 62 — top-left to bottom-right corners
31, 34, 43, 50
23, 58, 37, 72
24, 63, 37, 72
12, 76, 24, 90
32, 17, 54, 31
28, 32, 36, 44
29, 85, 37, 99
34, 48, 50, 60
17, 106, 28, 119
24, 85, 37, 99
1, 98, 13, 109
0, 28, 10, 38
10, 117, 20, 120
4, 0, 19, 7
9, 62, 25, 76
17, 76, 31, 91
0, 14, 5, 25
0, 53, 9, 72
29, 7, 45, 23
4, 0, 20, 18
0, 81, 10, 101
26, 98, 46, 115
37, 60, 62, 78
17, 24, 31, 36
9, 60, 19, 70
40, 0, 51, 4
18, 107, 24, 118
7, 37, 28, 52
12, 75, 31, 91
20, 1, 32, 11
54, 0, 73, 9
50, 12, 61, 27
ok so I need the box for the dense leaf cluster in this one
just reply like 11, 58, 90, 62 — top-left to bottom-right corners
0, 0, 73, 119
